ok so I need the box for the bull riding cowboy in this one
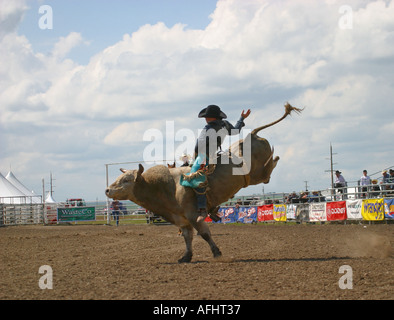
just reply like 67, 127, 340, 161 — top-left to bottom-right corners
180, 104, 251, 221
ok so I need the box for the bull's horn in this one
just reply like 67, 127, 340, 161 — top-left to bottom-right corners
251, 103, 304, 136
137, 164, 144, 175
120, 168, 127, 173
134, 164, 145, 182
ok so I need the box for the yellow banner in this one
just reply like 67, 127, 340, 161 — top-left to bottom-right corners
273, 204, 287, 222
361, 199, 384, 221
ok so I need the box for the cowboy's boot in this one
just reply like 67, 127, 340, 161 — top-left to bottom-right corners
208, 206, 221, 222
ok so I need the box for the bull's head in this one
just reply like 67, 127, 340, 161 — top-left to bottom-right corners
105, 164, 144, 201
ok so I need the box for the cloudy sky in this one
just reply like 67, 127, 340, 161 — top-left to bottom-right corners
1, 0, 393, 202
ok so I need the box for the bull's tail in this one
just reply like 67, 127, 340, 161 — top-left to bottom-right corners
251, 103, 304, 136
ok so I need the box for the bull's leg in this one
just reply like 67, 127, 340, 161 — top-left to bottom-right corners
193, 217, 222, 259
178, 225, 194, 263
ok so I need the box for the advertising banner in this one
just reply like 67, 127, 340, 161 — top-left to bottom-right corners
220, 207, 238, 224
57, 207, 96, 222
296, 204, 309, 222
309, 202, 327, 221
286, 204, 297, 220
384, 198, 394, 219
326, 201, 347, 221
257, 204, 273, 222
273, 204, 287, 222
237, 206, 257, 223
346, 199, 363, 220
361, 199, 384, 221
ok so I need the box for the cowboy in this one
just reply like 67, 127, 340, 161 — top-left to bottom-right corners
191, 105, 251, 221
334, 170, 347, 199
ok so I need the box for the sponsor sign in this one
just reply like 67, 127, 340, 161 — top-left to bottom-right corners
326, 201, 347, 221
384, 198, 394, 219
257, 204, 273, 222
296, 204, 309, 222
361, 199, 384, 221
220, 207, 238, 223
309, 202, 327, 221
346, 199, 362, 220
273, 204, 287, 222
286, 204, 297, 220
57, 207, 96, 222
238, 206, 257, 223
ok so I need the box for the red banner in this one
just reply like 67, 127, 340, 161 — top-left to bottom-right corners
257, 204, 274, 222
326, 201, 347, 221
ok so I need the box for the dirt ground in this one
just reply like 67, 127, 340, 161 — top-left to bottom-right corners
0, 223, 393, 300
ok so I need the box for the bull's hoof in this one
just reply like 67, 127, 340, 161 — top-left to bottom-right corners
178, 253, 192, 263
213, 248, 222, 258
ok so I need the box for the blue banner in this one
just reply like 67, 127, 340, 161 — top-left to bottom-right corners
217, 207, 238, 223
237, 206, 257, 223
384, 198, 394, 219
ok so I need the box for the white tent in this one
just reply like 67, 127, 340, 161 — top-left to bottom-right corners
5, 171, 41, 203
45, 192, 57, 203
0, 172, 27, 204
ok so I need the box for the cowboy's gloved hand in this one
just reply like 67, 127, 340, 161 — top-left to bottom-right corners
241, 109, 251, 119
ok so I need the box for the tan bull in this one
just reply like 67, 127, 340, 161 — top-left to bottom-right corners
106, 103, 302, 263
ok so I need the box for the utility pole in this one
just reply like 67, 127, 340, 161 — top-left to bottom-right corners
49, 172, 54, 196
325, 143, 338, 196
47, 171, 56, 198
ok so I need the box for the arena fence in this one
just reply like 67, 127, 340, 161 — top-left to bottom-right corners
1, 197, 393, 227
1, 181, 393, 226
0, 203, 44, 226
212, 197, 394, 224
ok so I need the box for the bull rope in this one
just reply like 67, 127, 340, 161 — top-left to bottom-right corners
182, 164, 216, 195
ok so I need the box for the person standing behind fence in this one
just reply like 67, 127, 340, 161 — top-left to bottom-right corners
380, 170, 390, 195
388, 169, 394, 195
334, 170, 347, 199
111, 200, 120, 226
371, 179, 381, 197
360, 170, 371, 198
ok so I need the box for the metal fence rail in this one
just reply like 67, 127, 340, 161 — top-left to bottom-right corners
1, 180, 393, 226
0, 203, 44, 226
237, 181, 394, 205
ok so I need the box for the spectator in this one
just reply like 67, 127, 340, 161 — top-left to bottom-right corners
371, 180, 381, 197
388, 169, 394, 195
360, 169, 371, 198
300, 191, 309, 203
308, 191, 320, 203
286, 192, 299, 204
334, 170, 347, 199
380, 170, 390, 195
111, 200, 120, 226
318, 191, 326, 202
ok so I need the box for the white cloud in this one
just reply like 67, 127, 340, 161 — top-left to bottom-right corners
104, 120, 166, 146
51, 32, 85, 60
0, 0, 27, 38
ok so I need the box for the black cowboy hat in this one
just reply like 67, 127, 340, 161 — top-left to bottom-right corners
198, 105, 227, 119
